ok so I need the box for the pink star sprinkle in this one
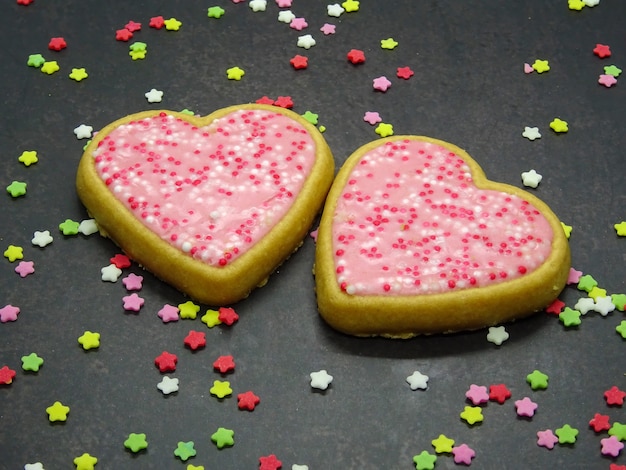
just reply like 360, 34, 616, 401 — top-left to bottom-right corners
275, 0, 292, 6
524, 63, 534, 74
290, 17, 308, 30
363, 111, 382, 125
0, 304, 20, 323
373, 76, 392, 92
15, 260, 35, 277
320, 23, 336, 35
465, 384, 489, 405
567, 267, 583, 285
451, 444, 475, 464
599, 74, 618, 87
601, 435, 625, 457
157, 304, 180, 323
536, 429, 559, 449
122, 293, 145, 312
515, 397, 538, 417
122, 273, 144, 291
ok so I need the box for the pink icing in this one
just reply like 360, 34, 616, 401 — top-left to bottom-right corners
332, 139, 554, 296
93, 109, 316, 266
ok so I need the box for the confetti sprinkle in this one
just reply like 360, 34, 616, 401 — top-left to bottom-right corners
157, 376, 179, 394
259, 454, 282, 470
122, 273, 143, 291
522, 126, 541, 140
327, 4, 345, 17
174, 441, 196, 461
183, 330, 206, 350
559, 307, 582, 327
460, 406, 483, 425
526, 370, 549, 390
201, 309, 222, 327
375, 122, 394, 137
601, 436, 624, 457
290, 17, 308, 30
297, 34, 316, 49
593, 43, 611, 58
249, 0, 268, 12
598, 74, 618, 87
431, 434, 455, 453
27, 54, 46, 67
380, 37, 398, 49
122, 293, 144, 312
486, 325, 509, 345
589, 413, 611, 432
40, 61, 60, 75
18, 150, 38, 166
46, 401, 70, 422
406, 371, 429, 390
549, 118, 569, 133
451, 444, 476, 465
372, 76, 392, 92
101, 264, 122, 282
210, 380, 233, 398
3, 245, 24, 262
555, 424, 578, 444
604, 65, 622, 77
73, 124, 93, 139
21, 352, 44, 372
144, 88, 164, 103
515, 397, 538, 417
48, 37, 67, 51
489, 384, 512, 404
290, 54, 308, 70
532, 59, 550, 73
412, 451, 437, 470
536, 429, 559, 449
396, 66, 414, 79
226, 66, 245, 80
78, 331, 101, 350
157, 304, 180, 323
465, 384, 489, 405
73, 453, 97, 470
604, 386, 626, 406
207, 6, 226, 18
124, 432, 148, 452
15, 260, 35, 277
521, 169, 542, 188
0, 304, 20, 322
218, 306, 239, 325
211, 427, 235, 449
154, 351, 178, 372
363, 111, 382, 125
213, 355, 236, 373
310, 369, 333, 390
237, 390, 261, 411
347, 49, 366, 64
164, 18, 183, 31
6, 180, 27, 197
320, 23, 336, 35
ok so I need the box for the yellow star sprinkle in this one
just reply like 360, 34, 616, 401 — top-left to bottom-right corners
588, 286, 607, 300
164, 17, 182, 31
69, 68, 88, 81
187, 465, 205, 470
380, 37, 399, 50
178, 301, 200, 319
40, 60, 60, 75
210, 380, 233, 399
561, 222, 572, 238
18, 150, 38, 166
201, 309, 222, 327
568, 0, 586, 10
46, 401, 70, 422
614, 221, 626, 236
342, 0, 360, 12
129, 49, 147, 60
375, 122, 394, 137
531, 59, 550, 73
226, 66, 245, 80
78, 331, 101, 350
431, 434, 455, 453
3, 245, 24, 262
73, 453, 98, 470
550, 118, 569, 133
460, 405, 484, 425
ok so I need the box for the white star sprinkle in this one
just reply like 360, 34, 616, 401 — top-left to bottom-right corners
521, 169, 543, 188
522, 126, 541, 141
593, 296, 615, 316
574, 297, 596, 315
157, 376, 179, 394
292, 465, 309, 470
277, 10, 296, 23
583, 0, 599, 6
487, 325, 510, 345
249, 0, 267, 12
24, 464, 45, 470
73, 124, 93, 139
327, 3, 345, 17
310, 369, 333, 390
144, 88, 164, 103
297, 34, 316, 49
78, 219, 99, 236
32, 230, 54, 247
101, 263, 122, 282
406, 371, 429, 390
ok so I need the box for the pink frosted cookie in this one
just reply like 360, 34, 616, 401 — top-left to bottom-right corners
315, 136, 570, 337
76, 104, 334, 304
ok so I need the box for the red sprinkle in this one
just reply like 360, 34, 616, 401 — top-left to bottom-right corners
237, 390, 261, 411
273, 96, 294, 109
48, 37, 67, 51
290, 54, 308, 70
154, 351, 178, 372
125, 21, 142, 32
396, 66, 415, 79
347, 49, 366, 64
17, 0, 34, 5
488, 384, 512, 404
149, 16, 165, 29
0, 365, 17, 385
213, 355, 236, 374
256, 96, 275, 105
110, 253, 131, 269
218, 307, 239, 326
589, 413, 611, 432
604, 386, 626, 406
545, 298, 565, 315
184, 330, 207, 351
259, 454, 282, 470
115, 28, 134, 41
593, 43, 611, 58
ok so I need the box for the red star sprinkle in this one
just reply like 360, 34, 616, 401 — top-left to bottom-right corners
125, 21, 142, 32
589, 413, 611, 432
184, 330, 207, 351
149, 16, 165, 29
545, 298, 565, 315
0, 366, 17, 385
110, 253, 131, 269
290, 54, 308, 70
604, 386, 626, 406
213, 355, 236, 374
237, 390, 260, 411
218, 307, 239, 326
259, 454, 282, 470
17, 0, 34, 5
347, 49, 366, 64
273, 96, 294, 109
610, 465, 626, 470
115, 28, 134, 41
396, 66, 415, 79
154, 351, 178, 372
488, 383, 512, 404
256, 96, 275, 105
593, 44, 611, 58
48, 37, 67, 51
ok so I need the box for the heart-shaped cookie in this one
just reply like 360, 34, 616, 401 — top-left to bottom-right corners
76, 104, 334, 304
315, 136, 570, 337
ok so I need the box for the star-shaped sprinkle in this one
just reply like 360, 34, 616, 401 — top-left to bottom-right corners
609, 422, 626, 441
524, 62, 534, 73
614, 221, 626, 236
122, 293, 144, 312
115, 28, 133, 41
605, 65, 622, 77
451, 444, 475, 465
412, 451, 436, 470
110, 253, 131, 268
201, 309, 222, 327
4, 245, 24, 262
521, 169, 542, 188
249, 0, 267, 11
605, 386, 626, 406
210, 380, 233, 398
599, 74, 618, 87
601, 436, 624, 457
290, 54, 308, 70
574, 297, 595, 315
545, 298, 565, 315
406, 371, 429, 390
155, 351, 178, 372
593, 296, 615, 316
124, 432, 148, 452
164, 18, 182, 31
207, 6, 225, 18
290, 17, 308, 30
588, 286, 607, 300
78, 331, 100, 350
24, 463, 44, 470
46, 401, 70, 421
129, 49, 147, 60
310, 369, 333, 390
158, 304, 180, 323
15, 260, 35, 277
550, 118, 568, 133
276, 0, 292, 6
465, 384, 489, 405
40, 61, 60, 74
297, 34, 316, 49
129, 42, 147, 52
536, 429, 559, 449
18, 150, 38, 166
342, 0, 359, 11
301, 110, 318, 125
237, 390, 261, 411
218, 306, 239, 325
522, 126, 541, 140
396, 66, 414, 79
73, 453, 97, 470
363, 111, 382, 125
583, 0, 600, 5
460, 406, 483, 425
183, 330, 206, 350
577, 274, 597, 292
0, 304, 20, 322
174, 441, 196, 461
27, 54, 46, 67
78, 219, 98, 235
561, 222, 572, 238
178, 300, 200, 319
567, 267, 583, 285
380, 37, 398, 50
149, 16, 165, 29
526, 369, 549, 390
187, 466, 205, 470
320, 23, 336, 35
617, 321, 626, 339
532, 59, 550, 73
69, 68, 88, 81
589, 413, 611, 432
21, 352, 44, 372
6, 180, 27, 197
593, 43, 611, 58
213, 355, 235, 373
327, 3, 345, 17
373, 76, 392, 91
73, 124, 93, 139
211, 427, 235, 449
59, 219, 80, 235
375, 122, 394, 137
125, 20, 142, 32
157, 376, 179, 394
515, 397, 538, 417
555, 424, 578, 444
122, 273, 143, 290
277, 10, 296, 23
101, 264, 122, 282
347, 48, 366, 64
616, 294, 626, 311
259, 454, 282, 470
486, 325, 509, 345
274, 95, 293, 108
226, 66, 245, 80
431, 434, 455, 453
145, 88, 164, 103
559, 307, 582, 327
0, 365, 16, 384
489, 383, 511, 404
48, 37, 67, 51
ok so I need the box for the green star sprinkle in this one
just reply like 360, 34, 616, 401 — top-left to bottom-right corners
180, 109, 195, 116
21, 353, 44, 372
208, 6, 226, 18
210, 380, 233, 398
555, 424, 578, 444
124, 432, 148, 452
611, 294, 626, 311
174, 441, 196, 461
211, 427, 235, 449
27, 53, 46, 67
604, 65, 622, 77
178, 300, 200, 319
6, 180, 27, 197
18, 150, 38, 166
4, 244, 24, 262
459, 405, 484, 425
129, 42, 147, 52
616, 321, 626, 339
559, 307, 582, 327
577, 274, 598, 292
301, 111, 319, 125
526, 369, 549, 390
608, 422, 626, 441
412, 450, 437, 470
59, 218, 80, 235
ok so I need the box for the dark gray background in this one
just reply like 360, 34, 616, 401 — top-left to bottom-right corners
1, 1, 625, 468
